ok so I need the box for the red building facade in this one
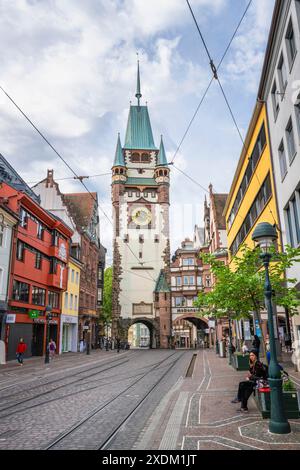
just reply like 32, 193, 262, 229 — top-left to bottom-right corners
0, 182, 73, 360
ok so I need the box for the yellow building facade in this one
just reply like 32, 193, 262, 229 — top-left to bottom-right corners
60, 257, 81, 353
225, 102, 280, 259
224, 101, 281, 341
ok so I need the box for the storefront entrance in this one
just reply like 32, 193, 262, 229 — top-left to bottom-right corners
62, 324, 70, 352
32, 323, 44, 356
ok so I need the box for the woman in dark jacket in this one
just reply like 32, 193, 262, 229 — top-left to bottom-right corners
231, 350, 268, 412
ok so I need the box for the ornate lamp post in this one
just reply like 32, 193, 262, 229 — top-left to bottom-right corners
252, 222, 291, 434
44, 305, 52, 364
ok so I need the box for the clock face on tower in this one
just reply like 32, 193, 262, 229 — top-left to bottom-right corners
131, 207, 152, 226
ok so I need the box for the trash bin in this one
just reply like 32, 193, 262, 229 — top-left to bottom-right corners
219, 340, 225, 357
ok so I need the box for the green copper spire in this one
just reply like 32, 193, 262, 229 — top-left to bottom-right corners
135, 60, 142, 106
113, 133, 125, 167
157, 135, 168, 166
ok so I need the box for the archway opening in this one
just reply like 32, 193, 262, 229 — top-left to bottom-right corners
172, 316, 209, 349
128, 322, 151, 349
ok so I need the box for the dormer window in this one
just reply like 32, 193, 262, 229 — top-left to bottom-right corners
131, 152, 140, 162
141, 153, 150, 162
159, 170, 163, 176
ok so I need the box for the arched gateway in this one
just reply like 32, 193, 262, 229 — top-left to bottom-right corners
172, 313, 209, 349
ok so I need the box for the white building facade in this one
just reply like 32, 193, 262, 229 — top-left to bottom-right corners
259, 0, 300, 369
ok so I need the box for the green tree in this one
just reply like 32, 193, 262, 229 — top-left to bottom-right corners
100, 267, 113, 334
195, 244, 300, 353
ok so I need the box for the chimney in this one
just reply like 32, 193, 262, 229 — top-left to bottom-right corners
46, 169, 54, 188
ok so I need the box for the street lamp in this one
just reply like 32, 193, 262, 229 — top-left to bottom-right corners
252, 222, 291, 434
44, 305, 52, 364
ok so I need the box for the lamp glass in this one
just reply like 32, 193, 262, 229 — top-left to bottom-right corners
256, 237, 275, 253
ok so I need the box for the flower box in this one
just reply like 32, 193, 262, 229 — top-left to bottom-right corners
231, 352, 250, 371
254, 389, 300, 419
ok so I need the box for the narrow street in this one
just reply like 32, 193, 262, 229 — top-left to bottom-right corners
0, 349, 299, 450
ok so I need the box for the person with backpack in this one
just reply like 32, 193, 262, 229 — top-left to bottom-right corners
16, 338, 27, 366
48, 338, 56, 360
231, 349, 268, 412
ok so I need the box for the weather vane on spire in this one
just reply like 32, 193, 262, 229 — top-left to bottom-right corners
135, 52, 142, 106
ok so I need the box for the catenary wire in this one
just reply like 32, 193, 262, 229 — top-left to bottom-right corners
170, 0, 252, 163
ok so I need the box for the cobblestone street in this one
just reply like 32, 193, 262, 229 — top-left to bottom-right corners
0, 348, 299, 450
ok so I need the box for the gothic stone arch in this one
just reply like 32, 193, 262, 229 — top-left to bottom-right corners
118, 317, 160, 349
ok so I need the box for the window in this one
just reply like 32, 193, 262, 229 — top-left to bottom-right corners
76, 272, 79, 284
286, 19, 297, 68
183, 276, 189, 285
271, 81, 280, 117
131, 152, 140, 162
154, 235, 159, 243
71, 269, 75, 282
70, 293, 73, 310
205, 276, 211, 287
141, 153, 150, 162
0, 219, 4, 247
75, 295, 78, 310
128, 191, 132, 197
189, 276, 195, 285
151, 192, 156, 198
32, 286, 46, 306
175, 297, 185, 307
64, 292, 68, 309
230, 174, 272, 255
197, 276, 202, 286
50, 258, 57, 274
286, 118, 296, 163
278, 54, 288, 92
295, 105, 300, 137
13, 280, 29, 302
97, 288, 102, 303
48, 291, 59, 309
20, 209, 28, 228
175, 277, 181, 287
16, 241, 24, 261
37, 222, 44, 240
279, 140, 287, 179
52, 230, 59, 246
292, 197, 300, 245
183, 258, 193, 266
286, 205, 295, 247
35, 252, 42, 269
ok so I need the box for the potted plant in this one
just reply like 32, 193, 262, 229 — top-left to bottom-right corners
254, 377, 300, 419
231, 352, 250, 371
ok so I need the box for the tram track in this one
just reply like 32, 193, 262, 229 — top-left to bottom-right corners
0, 357, 174, 418
43, 351, 187, 450
0, 351, 136, 394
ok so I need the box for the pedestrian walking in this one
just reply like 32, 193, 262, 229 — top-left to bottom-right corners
231, 350, 268, 412
48, 338, 56, 360
16, 338, 27, 366
116, 337, 121, 353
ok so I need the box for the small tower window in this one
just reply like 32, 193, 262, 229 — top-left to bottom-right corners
164, 170, 168, 176
115, 168, 119, 174
124, 234, 129, 243
139, 235, 144, 243
159, 170, 163, 176
136, 191, 140, 197
120, 168, 124, 174
141, 153, 150, 162
154, 235, 159, 243
131, 153, 140, 162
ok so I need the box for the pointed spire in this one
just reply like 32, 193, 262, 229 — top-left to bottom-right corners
156, 135, 168, 166
135, 60, 142, 106
113, 133, 125, 167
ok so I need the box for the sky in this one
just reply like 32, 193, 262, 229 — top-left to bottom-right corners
0, 0, 275, 264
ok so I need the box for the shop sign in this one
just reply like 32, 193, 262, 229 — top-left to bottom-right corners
33, 318, 46, 324
208, 320, 215, 328
83, 326, 89, 330
6, 314, 16, 323
28, 309, 40, 319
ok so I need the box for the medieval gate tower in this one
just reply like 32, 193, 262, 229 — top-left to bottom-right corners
111, 62, 171, 348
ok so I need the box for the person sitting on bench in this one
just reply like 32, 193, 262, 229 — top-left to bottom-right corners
231, 350, 268, 413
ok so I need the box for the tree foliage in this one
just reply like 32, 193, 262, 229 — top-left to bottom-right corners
102, 266, 113, 323
195, 244, 300, 320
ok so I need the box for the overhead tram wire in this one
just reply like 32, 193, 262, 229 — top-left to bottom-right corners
185, 0, 278, 228
170, 0, 252, 164
27, 173, 111, 185
0, 85, 157, 282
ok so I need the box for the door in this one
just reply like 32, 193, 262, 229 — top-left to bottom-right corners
32, 323, 44, 356
62, 324, 69, 352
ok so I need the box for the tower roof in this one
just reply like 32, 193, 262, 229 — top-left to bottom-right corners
113, 133, 125, 167
154, 270, 170, 293
135, 60, 142, 106
156, 136, 168, 166
124, 105, 157, 150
